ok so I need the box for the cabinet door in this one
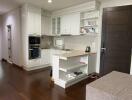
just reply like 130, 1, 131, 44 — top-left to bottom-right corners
60, 15, 70, 35
34, 9, 41, 35
50, 49, 66, 66
60, 13, 80, 35
28, 58, 42, 67
52, 17, 61, 35
41, 49, 51, 65
88, 55, 96, 74
70, 13, 80, 35
27, 5, 41, 35
42, 16, 51, 35
28, 11, 35, 34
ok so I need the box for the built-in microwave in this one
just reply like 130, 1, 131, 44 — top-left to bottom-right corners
29, 36, 40, 44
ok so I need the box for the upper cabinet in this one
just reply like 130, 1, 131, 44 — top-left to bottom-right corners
22, 4, 41, 36
41, 10, 52, 36
52, 17, 61, 36
52, 0, 100, 36
60, 13, 80, 35
41, 11, 61, 36
21, 1, 100, 36
28, 5, 41, 35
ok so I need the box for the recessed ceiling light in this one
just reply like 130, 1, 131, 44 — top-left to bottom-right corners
48, 0, 52, 3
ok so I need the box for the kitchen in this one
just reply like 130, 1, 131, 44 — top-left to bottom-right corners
2, 1, 100, 88
20, 1, 100, 88
1, 0, 132, 99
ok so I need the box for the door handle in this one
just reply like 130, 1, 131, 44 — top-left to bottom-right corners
101, 48, 106, 53
101, 48, 106, 50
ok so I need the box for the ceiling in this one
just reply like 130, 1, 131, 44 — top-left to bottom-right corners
0, 0, 93, 15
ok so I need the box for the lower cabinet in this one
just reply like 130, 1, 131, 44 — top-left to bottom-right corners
26, 49, 66, 70
41, 49, 51, 65
28, 58, 42, 67
25, 49, 51, 70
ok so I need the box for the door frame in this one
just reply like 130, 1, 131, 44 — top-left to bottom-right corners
7, 25, 13, 63
100, 6, 132, 75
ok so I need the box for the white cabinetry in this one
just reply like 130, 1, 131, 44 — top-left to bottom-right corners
70, 13, 80, 35
21, 4, 42, 70
80, 10, 99, 35
41, 49, 51, 65
60, 13, 80, 35
52, 0, 100, 36
26, 49, 51, 71
25, 4, 41, 35
50, 49, 67, 66
41, 11, 52, 36
28, 58, 41, 68
52, 53, 96, 88
52, 17, 61, 35
41, 10, 61, 36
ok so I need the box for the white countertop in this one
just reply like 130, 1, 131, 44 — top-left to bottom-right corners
54, 50, 96, 60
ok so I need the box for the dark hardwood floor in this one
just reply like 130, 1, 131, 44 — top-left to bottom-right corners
0, 61, 96, 100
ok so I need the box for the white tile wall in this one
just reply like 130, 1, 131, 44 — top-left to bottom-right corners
61, 35, 99, 52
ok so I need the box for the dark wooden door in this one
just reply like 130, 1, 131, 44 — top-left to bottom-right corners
100, 6, 132, 75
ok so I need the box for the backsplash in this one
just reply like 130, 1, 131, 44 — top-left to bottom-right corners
54, 35, 99, 52
41, 35, 53, 49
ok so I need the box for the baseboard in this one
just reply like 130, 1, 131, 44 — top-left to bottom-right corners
1, 59, 51, 73
2, 58, 51, 72
23, 64, 51, 71
2, 58, 7, 62
12, 63, 24, 70
2, 58, 12, 64
2, 58, 23, 68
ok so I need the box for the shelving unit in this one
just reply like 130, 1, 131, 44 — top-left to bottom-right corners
52, 54, 92, 88
80, 32, 100, 37
60, 63, 87, 72
81, 17, 98, 20
80, 10, 99, 35
59, 71, 87, 84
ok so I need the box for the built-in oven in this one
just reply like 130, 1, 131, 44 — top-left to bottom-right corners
29, 36, 41, 59
29, 45, 41, 59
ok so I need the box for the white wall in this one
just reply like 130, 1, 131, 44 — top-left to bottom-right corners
0, 16, 2, 61
96, 0, 132, 73
1, 8, 22, 66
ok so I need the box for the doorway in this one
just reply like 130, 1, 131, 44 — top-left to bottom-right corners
7, 25, 12, 63
100, 6, 132, 75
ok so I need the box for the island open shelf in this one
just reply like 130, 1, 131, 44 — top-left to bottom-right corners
59, 70, 88, 87
52, 50, 96, 88
59, 63, 87, 72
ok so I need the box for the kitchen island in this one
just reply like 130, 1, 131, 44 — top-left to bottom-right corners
52, 50, 96, 88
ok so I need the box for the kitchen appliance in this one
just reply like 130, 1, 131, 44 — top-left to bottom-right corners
85, 46, 91, 52
29, 36, 40, 44
54, 37, 64, 49
29, 36, 41, 59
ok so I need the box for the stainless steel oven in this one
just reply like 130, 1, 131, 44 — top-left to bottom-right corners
29, 36, 41, 59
